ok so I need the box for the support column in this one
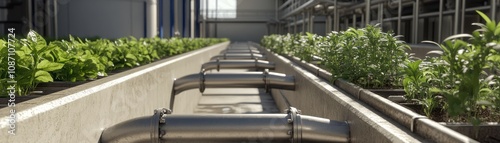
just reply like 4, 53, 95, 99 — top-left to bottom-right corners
492, 0, 497, 22
352, 14, 356, 28
461, 0, 465, 34
53, 0, 58, 38
413, 0, 419, 43
147, 0, 158, 37
397, 0, 401, 35
302, 12, 306, 34
334, 0, 338, 31
190, 0, 195, 38
438, 0, 443, 41
294, 16, 298, 33
366, 0, 371, 26
309, 10, 314, 32
454, 0, 461, 35
379, 3, 383, 30
326, 15, 332, 34
174, 0, 179, 36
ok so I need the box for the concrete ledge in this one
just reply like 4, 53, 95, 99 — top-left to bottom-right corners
252, 44, 427, 142
258, 43, 479, 142
0, 42, 229, 142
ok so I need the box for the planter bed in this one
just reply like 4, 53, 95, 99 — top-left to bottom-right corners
249, 44, 428, 142
0, 41, 229, 143
255, 43, 499, 142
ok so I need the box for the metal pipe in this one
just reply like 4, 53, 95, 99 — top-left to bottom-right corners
201, 59, 275, 71
454, 0, 460, 34
100, 108, 350, 143
378, 3, 383, 30
54, 0, 58, 38
279, 0, 293, 10
221, 49, 261, 54
281, 0, 317, 19
334, 0, 338, 31
294, 16, 298, 33
302, 12, 306, 34
438, 0, 443, 41
172, 71, 295, 95
310, 10, 314, 32
382, 6, 490, 22
366, 0, 371, 25
210, 53, 267, 60
397, 0, 401, 35
226, 47, 258, 50
326, 15, 330, 34
413, 0, 419, 43
340, 0, 385, 12
388, 0, 413, 9
461, 0, 465, 34
492, 0, 497, 22
190, 0, 195, 38
352, 14, 356, 28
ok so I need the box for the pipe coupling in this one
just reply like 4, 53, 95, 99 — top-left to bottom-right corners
286, 107, 303, 143
199, 72, 206, 93
155, 108, 172, 142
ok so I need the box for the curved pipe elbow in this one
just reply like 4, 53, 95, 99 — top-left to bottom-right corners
300, 115, 350, 142
99, 116, 158, 143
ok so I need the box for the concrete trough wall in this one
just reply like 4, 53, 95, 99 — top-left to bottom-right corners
253, 43, 428, 142
0, 42, 229, 143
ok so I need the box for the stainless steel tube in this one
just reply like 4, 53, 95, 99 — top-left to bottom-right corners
100, 108, 350, 143
99, 116, 157, 143
173, 71, 295, 95
221, 49, 262, 54
201, 59, 275, 71
210, 53, 267, 60
160, 114, 291, 142
226, 47, 259, 50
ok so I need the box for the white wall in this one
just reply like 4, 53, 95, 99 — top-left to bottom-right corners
57, 0, 144, 39
206, 0, 277, 42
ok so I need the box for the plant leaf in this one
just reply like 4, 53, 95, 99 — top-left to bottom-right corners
476, 10, 491, 24
427, 50, 443, 55
35, 70, 53, 82
37, 60, 64, 71
443, 34, 473, 42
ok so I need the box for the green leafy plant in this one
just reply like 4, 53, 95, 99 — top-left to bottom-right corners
15, 30, 64, 95
1, 31, 227, 96
263, 25, 409, 89
418, 11, 500, 124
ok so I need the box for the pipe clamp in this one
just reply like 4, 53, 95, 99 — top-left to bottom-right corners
199, 72, 206, 93
216, 58, 220, 72
287, 107, 302, 143
153, 108, 172, 143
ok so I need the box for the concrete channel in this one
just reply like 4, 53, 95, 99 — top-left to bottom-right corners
100, 42, 351, 143
1, 41, 440, 142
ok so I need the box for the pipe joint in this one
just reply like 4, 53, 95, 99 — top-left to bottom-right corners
155, 108, 172, 141
287, 107, 303, 143
101, 107, 350, 143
